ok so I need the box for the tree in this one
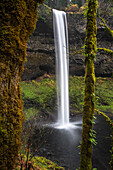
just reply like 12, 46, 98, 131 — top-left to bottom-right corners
0, 0, 44, 169
79, 0, 98, 170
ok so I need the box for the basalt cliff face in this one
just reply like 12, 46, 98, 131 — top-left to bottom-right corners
22, 4, 113, 80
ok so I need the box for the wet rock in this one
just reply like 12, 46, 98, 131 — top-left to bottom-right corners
22, 5, 113, 80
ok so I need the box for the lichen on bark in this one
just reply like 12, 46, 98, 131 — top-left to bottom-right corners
0, 0, 44, 169
79, 0, 98, 170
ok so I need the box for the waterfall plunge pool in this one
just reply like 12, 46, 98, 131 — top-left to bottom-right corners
30, 114, 111, 170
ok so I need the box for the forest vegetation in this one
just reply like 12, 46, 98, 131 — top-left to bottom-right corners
21, 77, 113, 121
0, 0, 113, 169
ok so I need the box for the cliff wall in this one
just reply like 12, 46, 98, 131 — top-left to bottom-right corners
22, 4, 113, 80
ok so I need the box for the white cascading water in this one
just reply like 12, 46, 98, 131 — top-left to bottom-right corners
53, 9, 70, 128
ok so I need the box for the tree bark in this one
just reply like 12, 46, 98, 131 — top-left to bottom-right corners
0, 0, 44, 169
111, 130, 113, 169
79, 0, 97, 170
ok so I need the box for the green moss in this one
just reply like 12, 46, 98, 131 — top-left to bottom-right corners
21, 79, 56, 119
69, 76, 84, 114
97, 48, 113, 56
99, 16, 113, 37
0, 0, 44, 169
85, 0, 98, 61
21, 77, 113, 121
79, 1, 98, 170
95, 109, 113, 126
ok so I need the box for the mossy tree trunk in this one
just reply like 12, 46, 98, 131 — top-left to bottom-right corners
111, 129, 113, 169
79, 0, 97, 170
0, 0, 44, 169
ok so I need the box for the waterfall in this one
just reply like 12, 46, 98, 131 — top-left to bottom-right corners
53, 9, 70, 128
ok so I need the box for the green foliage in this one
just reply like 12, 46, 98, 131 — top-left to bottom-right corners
21, 78, 56, 120
69, 76, 84, 114
95, 78, 113, 113
31, 156, 64, 169
16, 154, 64, 169
24, 108, 39, 120
21, 76, 113, 169
37, 79, 56, 107
21, 76, 113, 120
89, 129, 97, 146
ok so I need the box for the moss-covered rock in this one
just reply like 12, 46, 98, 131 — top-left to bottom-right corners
0, 0, 44, 169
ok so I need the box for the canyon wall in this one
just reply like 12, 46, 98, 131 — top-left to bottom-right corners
22, 4, 113, 80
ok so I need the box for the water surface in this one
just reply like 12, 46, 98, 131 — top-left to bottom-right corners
31, 115, 111, 170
